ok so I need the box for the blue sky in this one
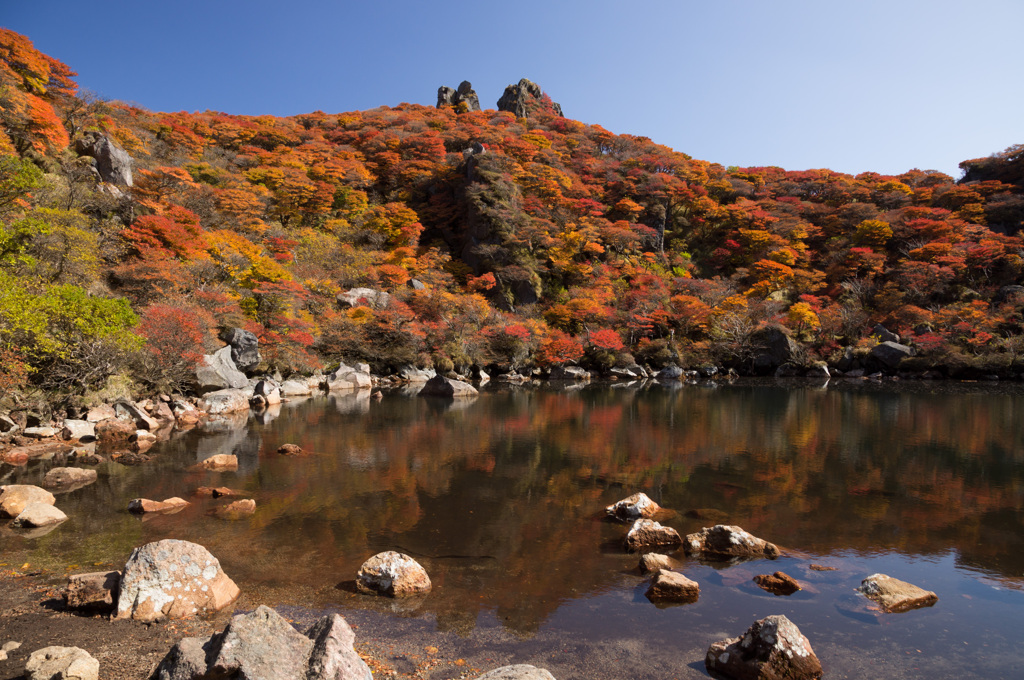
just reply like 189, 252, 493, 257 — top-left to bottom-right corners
6, 0, 1022, 177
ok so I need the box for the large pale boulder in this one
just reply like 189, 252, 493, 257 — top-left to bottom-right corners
420, 374, 478, 398
25, 646, 99, 680
706, 615, 821, 680
0, 485, 55, 518
606, 492, 662, 521
625, 519, 682, 551
337, 287, 390, 309
115, 539, 240, 622
198, 388, 251, 415
65, 571, 121, 611
399, 365, 436, 383
74, 131, 133, 186
646, 569, 699, 603
12, 502, 67, 527
61, 420, 96, 442
476, 666, 557, 680
196, 454, 238, 471
195, 346, 248, 392
152, 605, 371, 680
327, 365, 372, 391
280, 379, 312, 396
857, 573, 938, 612
42, 467, 98, 492
253, 379, 282, 405
684, 524, 780, 560
356, 551, 431, 597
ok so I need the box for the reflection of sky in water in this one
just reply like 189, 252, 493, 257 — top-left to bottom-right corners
5, 381, 1024, 678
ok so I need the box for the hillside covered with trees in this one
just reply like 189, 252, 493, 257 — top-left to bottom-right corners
3, 28, 1024, 399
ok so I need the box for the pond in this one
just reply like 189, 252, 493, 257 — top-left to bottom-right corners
4, 379, 1024, 679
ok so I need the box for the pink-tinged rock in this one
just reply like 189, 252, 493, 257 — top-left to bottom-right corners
646, 569, 699, 603
356, 551, 431, 597
85, 404, 117, 422
857, 573, 938, 612
216, 499, 256, 519
0, 484, 55, 518
65, 571, 121, 611
639, 553, 681, 574
625, 519, 682, 551
94, 417, 136, 442
754, 571, 802, 595
606, 492, 662, 521
115, 539, 240, 622
43, 467, 98, 491
705, 615, 822, 680
128, 497, 189, 514
197, 454, 238, 471
684, 524, 780, 559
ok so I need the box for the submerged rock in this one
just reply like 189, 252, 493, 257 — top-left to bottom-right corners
215, 499, 256, 519
857, 573, 938, 612
196, 454, 238, 471
115, 539, 239, 622
356, 551, 431, 597
625, 519, 682, 551
705, 614, 822, 680
684, 524, 780, 560
753, 571, 802, 595
606, 492, 662, 521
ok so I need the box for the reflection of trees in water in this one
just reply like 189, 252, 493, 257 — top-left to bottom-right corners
5, 382, 1024, 633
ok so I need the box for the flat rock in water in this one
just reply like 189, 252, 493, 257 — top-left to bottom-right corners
196, 454, 238, 471
151, 605, 371, 680
646, 569, 699, 603
198, 388, 251, 415
12, 502, 67, 527
356, 551, 432, 597
684, 524, 780, 560
857, 573, 938, 612
65, 571, 121, 611
277, 443, 306, 456
111, 451, 151, 466
42, 467, 98, 491
216, 499, 255, 519
193, 486, 240, 498
115, 539, 239, 622
476, 666, 557, 680
25, 646, 99, 680
606, 492, 662, 521
127, 498, 189, 514
754, 571, 802, 595
639, 553, 680, 574
420, 374, 478, 397
625, 519, 682, 551
0, 485, 55, 518
705, 614, 822, 680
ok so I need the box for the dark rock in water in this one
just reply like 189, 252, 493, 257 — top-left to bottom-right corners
73, 131, 133, 186
868, 341, 914, 371
753, 571, 802, 595
705, 615, 822, 680
420, 374, 478, 398
549, 365, 590, 381
750, 325, 801, 372
497, 78, 563, 118
219, 327, 261, 373
657, 365, 683, 380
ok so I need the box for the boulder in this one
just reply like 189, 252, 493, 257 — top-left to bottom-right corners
215, 499, 256, 519
606, 492, 662, 521
151, 605, 371, 680
639, 553, 680, 574
61, 420, 96, 442
42, 467, 98, 491
23, 426, 59, 438
868, 341, 914, 371
497, 78, 563, 118
705, 615, 822, 680
193, 486, 240, 498
683, 524, 780, 560
219, 328, 261, 372
327, 365, 372, 391
280, 379, 312, 396
253, 379, 281, 405
197, 454, 238, 471
25, 646, 99, 680
337, 287, 390, 309
871, 324, 900, 343
85, 404, 116, 422
198, 388, 251, 415
657, 365, 684, 380
114, 401, 159, 431
857, 573, 938, 612
111, 451, 151, 466
65, 571, 121, 611
12, 502, 68, 527
753, 571, 802, 595
73, 131, 133, 186
356, 551, 432, 597
195, 346, 248, 392
750, 325, 802, 373
172, 399, 201, 424
420, 374, 478, 398
625, 519, 682, 551
127, 497, 189, 514
0, 485, 55, 518
549, 365, 590, 381
437, 80, 481, 112
645, 569, 699, 603
277, 443, 306, 456
115, 539, 240, 622
476, 666, 556, 680
94, 417, 135, 442
399, 365, 436, 383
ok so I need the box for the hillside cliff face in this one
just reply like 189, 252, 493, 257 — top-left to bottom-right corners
1, 27, 1023, 394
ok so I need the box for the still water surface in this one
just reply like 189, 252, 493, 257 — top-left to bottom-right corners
5, 379, 1024, 678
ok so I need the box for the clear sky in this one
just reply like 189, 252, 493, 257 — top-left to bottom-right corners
6, 0, 1022, 177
